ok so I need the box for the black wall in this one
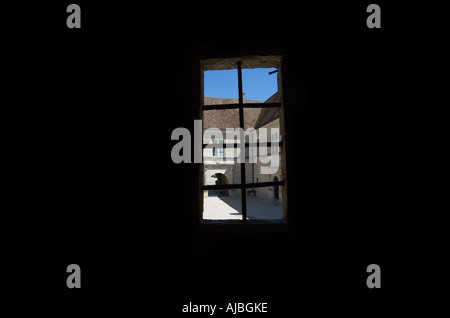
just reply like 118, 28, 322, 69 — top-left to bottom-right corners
149, 1, 405, 313
5, 1, 419, 315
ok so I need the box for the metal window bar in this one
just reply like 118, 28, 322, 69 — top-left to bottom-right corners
237, 61, 247, 221
202, 180, 285, 191
202, 141, 283, 149
202, 102, 281, 111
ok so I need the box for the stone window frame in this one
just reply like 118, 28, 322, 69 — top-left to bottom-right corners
199, 55, 288, 224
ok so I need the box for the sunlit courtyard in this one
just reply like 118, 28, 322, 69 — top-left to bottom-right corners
203, 195, 282, 220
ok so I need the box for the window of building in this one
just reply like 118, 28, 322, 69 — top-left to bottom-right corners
200, 56, 286, 223
212, 139, 224, 157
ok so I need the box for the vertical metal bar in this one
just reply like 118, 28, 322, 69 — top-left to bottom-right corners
237, 62, 247, 222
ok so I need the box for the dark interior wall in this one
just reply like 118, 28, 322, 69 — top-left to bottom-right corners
151, 28, 355, 308
147, 35, 312, 309
150, 1, 403, 310
6, 1, 418, 315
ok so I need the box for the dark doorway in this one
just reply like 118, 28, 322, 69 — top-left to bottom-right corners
215, 173, 230, 196
273, 176, 280, 199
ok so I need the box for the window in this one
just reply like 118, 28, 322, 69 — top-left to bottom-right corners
271, 133, 279, 155
212, 140, 224, 157
200, 56, 286, 223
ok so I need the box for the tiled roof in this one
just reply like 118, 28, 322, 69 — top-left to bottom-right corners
203, 97, 263, 129
203, 97, 262, 106
254, 92, 281, 129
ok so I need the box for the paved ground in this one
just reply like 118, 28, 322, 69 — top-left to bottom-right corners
203, 195, 282, 220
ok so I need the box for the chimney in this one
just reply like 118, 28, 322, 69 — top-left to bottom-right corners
242, 92, 245, 101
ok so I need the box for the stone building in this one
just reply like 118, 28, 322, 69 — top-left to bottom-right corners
252, 91, 283, 201
203, 91, 282, 201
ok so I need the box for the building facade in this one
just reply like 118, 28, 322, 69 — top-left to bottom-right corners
203, 92, 283, 201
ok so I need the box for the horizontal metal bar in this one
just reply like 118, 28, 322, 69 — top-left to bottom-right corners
202, 180, 285, 190
202, 102, 281, 110
202, 141, 283, 149
241, 102, 280, 108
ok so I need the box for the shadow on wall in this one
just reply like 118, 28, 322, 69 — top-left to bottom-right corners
204, 195, 282, 220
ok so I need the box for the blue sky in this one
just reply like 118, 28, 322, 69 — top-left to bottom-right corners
204, 68, 278, 102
